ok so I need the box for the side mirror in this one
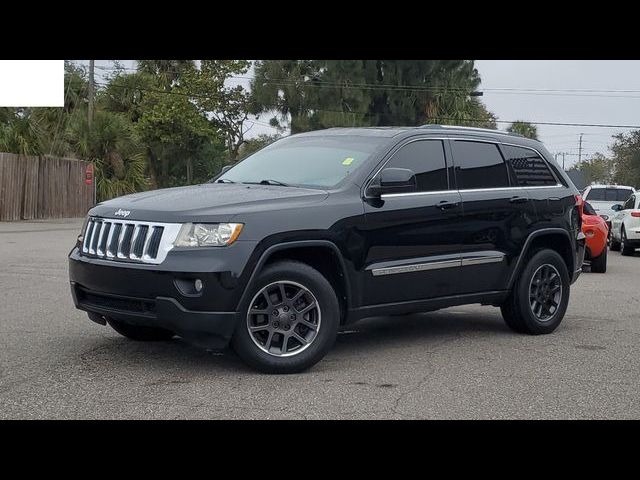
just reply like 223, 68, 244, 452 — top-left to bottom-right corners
368, 168, 417, 197
611, 204, 623, 212
221, 165, 233, 174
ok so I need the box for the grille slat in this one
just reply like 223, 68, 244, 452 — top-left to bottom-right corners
118, 224, 135, 258
97, 222, 111, 256
106, 223, 122, 257
89, 221, 102, 254
80, 217, 178, 264
131, 225, 149, 259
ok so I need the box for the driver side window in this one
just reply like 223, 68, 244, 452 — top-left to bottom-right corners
382, 140, 448, 192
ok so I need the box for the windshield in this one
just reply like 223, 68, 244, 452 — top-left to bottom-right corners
585, 188, 634, 202
217, 135, 386, 189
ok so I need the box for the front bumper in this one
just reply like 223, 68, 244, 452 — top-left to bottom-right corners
68, 242, 258, 348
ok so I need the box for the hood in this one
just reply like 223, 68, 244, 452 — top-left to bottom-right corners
89, 183, 329, 223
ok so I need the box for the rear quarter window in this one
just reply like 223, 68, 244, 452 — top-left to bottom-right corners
502, 145, 557, 186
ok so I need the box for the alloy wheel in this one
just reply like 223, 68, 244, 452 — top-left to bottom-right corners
246, 281, 321, 357
528, 264, 563, 322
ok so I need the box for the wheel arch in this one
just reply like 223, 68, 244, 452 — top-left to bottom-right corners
238, 240, 352, 324
507, 228, 575, 290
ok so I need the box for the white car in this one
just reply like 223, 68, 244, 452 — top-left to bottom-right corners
610, 192, 640, 256
583, 184, 636, 232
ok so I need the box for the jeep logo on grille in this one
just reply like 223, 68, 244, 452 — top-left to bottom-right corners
114, 208, 131, 218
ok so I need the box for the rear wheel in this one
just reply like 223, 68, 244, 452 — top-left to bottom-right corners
231, 260, 339, 374
106, 317, 175, 341
610, 237, 621, 251
590, 245, 607, 273
621, 228, 636, 256
501, 249, 570, 335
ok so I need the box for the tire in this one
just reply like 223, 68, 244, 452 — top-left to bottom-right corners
590, 245, 607, 273
610, 237, 621, 251
500, 249, 570, 335
231, 260, 339, 374
621, 228, 636, 256
106, 317, 175, 341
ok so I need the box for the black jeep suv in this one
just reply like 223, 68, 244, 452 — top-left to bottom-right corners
69, 125, 585, 373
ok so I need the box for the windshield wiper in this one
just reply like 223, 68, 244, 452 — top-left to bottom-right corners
216, 178, 236, 184
257, 179, 290, 186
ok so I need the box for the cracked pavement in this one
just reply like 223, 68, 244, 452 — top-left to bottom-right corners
1, 219, 639, 419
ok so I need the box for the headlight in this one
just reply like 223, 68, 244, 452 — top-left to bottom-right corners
174, 223, 243, 247
77, 216, 89, 243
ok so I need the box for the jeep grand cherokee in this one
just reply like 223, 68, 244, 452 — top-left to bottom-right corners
69, 125, 585, 373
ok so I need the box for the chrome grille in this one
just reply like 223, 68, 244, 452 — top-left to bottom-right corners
80, 217, 181, 265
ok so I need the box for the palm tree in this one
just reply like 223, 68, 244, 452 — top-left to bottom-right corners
507, 121, 538, 140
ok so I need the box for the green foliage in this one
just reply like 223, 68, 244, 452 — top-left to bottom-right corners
250, 60, 497, 131
610, 131, 640, 187
571, 153, 614, 185
507, 121, 538, 140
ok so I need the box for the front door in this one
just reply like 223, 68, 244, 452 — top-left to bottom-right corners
361, 138, 463, 306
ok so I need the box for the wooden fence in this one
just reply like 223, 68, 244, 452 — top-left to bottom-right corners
0, 153, 95, 221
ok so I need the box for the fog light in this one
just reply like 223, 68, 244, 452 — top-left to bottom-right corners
194, 279, 203, 292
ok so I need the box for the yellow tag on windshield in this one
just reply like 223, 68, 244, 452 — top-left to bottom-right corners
342, 157, 354, 166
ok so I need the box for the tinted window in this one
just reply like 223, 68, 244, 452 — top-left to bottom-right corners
219, 135, 386, 189
451, 141, 509, 189
385, 140, 448, 192
586, 188, 634, 202
623, 195, 635, 210
502, 145, 557, 186
583, 202, 597, 216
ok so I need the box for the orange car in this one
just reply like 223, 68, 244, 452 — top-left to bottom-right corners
582, 201, 609, 273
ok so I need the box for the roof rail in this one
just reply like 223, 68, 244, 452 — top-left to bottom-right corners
419, 124, 525, 138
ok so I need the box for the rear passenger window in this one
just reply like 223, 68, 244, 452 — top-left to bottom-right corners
385, 140, 448, 192
451, 141, 509, 189
503, 145, 557, 186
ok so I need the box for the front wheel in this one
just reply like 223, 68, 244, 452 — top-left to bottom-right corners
501, 249, 570, 335
231, 260, 339, 374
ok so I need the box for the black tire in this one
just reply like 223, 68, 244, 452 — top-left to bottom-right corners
621, 228, 636, 256
590, 245, 607, 273
500, 249, 570, 335
106, 317, 175, 341
610, 237, 621, 251
231, 260, 339, 374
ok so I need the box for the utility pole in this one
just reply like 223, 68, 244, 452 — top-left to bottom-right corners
578, 133, 583, 164
88, 60, 95, 129
562, 152, 566, 171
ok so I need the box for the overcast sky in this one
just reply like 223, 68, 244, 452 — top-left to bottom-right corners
88, 60, 640, 169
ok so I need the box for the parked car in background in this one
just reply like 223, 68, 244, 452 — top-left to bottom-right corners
582, 201, 609, 272
583, 184, 636, 235
610, 192, 640, 256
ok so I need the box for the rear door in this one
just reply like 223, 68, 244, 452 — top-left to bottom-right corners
361, 137, 463, 306
449, 139, 537, 294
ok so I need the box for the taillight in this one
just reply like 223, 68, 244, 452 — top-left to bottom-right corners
575, 194, 584, 216
585, 230, 595, 238
631, 211, 640, 218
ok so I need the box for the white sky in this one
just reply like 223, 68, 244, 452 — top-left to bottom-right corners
85, 60, 640, 169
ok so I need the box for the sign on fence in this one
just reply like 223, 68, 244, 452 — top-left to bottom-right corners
0, 153, 95, 221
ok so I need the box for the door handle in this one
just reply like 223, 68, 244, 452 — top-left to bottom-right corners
509, 196, 528, 204
437, 200, 459, 210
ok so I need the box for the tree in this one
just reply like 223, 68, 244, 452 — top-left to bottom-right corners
610, 130, 640, 187
237, 133, 281, 160
507, 121, 538, 140
250, 60, 496, 132
571, 153, 614, 185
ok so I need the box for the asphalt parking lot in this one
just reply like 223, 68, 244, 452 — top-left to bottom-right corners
1, 218, 639, 419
